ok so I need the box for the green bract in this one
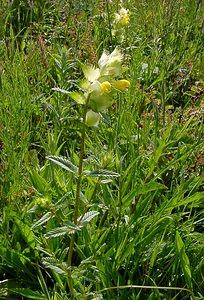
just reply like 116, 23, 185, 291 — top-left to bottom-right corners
85, 110, 101, 127
98, 48, 122, 77
89, 92, 112, 112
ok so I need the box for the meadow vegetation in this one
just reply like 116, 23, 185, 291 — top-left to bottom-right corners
0, 0, 204, 299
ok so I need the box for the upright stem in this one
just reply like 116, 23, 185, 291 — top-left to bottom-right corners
67, 105, 88, 297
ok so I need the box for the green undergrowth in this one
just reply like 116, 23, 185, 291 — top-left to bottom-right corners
0, 0, 203, 299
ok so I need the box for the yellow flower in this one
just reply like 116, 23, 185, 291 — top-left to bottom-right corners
114, 79, 130, 91
101, 81, 112, 93
85, 110, 101, 127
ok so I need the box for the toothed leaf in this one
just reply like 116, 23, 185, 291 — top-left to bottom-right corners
69, 91, 86, 104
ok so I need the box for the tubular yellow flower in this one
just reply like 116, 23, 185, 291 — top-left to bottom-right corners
101, 81, 112, 93
114, 79, 130, 91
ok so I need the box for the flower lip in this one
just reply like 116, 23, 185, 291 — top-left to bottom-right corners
114, 79, 130, 91
101, 81, 112, 93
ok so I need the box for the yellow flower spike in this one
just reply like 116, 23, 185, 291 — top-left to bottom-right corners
114, 8, 130, 27
121, 14, 130, 26
114, 79, 130, 92
101, 81, 112, 93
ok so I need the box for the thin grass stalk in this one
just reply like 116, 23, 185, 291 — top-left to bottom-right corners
98, 284, 195, 299
106, 0, 113, 46
161, 80, 166, 128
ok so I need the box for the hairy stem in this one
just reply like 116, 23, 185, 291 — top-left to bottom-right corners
67, 105, 88, 297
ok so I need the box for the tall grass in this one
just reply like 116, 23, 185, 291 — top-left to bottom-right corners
0, 0, 204, 299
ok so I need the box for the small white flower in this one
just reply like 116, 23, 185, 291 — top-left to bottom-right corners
142, 63, 148, 71
153, 67, 159, 74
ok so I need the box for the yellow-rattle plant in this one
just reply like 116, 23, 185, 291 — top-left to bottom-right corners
52, 48, 130, 296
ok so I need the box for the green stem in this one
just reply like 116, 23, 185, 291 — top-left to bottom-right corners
67, 104, 88, 297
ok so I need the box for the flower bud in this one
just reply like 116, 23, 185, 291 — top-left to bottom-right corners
101, 152, 114, 169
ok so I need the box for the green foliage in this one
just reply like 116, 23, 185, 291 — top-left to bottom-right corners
0, 0, 204, 299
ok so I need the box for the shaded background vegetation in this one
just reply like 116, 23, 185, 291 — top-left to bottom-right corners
0, 0, 203, 299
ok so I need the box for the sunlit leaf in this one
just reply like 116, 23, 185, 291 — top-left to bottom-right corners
44, 222, 80, 239
52, 87, 69, 94
42, 257, 68, 275
79, 79, 91, 91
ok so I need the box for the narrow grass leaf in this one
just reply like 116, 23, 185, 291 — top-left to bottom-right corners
28, 169, 50, 195
122, 181, 166, 207
15, 219, 36, 249
168, 192, 204, 209
175, 231, 192, 289
37, 267, 51, 300
7, 288, 47, 300
136, 181, 167, 195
